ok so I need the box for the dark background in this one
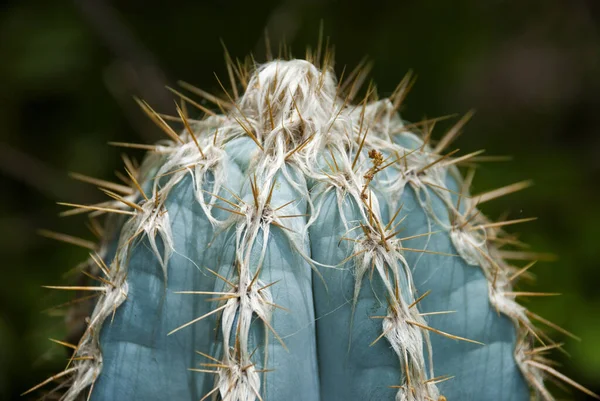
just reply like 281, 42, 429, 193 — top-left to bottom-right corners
1, 0, 599, 399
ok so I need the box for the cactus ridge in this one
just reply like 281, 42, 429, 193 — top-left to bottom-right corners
28, 45, 599, 401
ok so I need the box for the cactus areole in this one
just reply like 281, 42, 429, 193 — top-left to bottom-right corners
30, 51, 599, 401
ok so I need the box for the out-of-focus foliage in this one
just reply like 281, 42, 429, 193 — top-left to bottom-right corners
1, 1, 599, 400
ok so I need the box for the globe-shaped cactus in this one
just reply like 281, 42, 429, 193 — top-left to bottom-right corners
27, 48, 599, 401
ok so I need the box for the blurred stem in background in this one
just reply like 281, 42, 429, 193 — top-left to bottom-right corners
1, 0, 599, 400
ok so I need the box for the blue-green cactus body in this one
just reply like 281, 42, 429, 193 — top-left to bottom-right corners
41, 57, 582, 401
94, 149, 528, 400
310, 190, 402, 401
94, 142, 323, 400
395, 184, 529, 400
92, 173, 237, 400
237, 167, 321, 400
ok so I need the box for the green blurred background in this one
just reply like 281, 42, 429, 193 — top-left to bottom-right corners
1, 0, 599, 399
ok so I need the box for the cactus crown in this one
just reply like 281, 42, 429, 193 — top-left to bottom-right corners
28, 43, 598, 401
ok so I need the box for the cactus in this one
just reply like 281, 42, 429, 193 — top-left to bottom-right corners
27, 47, 599, 401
